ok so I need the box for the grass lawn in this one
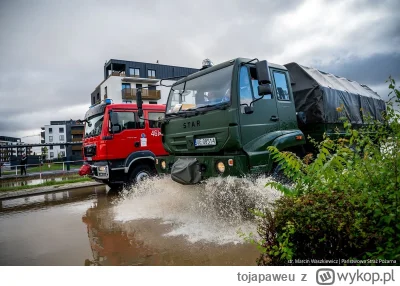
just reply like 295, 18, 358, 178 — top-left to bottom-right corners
2, 163, 81, 175
0, 176, 93, 192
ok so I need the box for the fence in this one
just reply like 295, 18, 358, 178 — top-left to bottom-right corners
0, 160, 85, 178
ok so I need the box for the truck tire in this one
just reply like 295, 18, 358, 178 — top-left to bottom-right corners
271, 163, 292, 185
127, 164, 155, 186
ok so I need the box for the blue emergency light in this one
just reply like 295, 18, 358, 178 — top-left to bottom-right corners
105, 99, 112, 105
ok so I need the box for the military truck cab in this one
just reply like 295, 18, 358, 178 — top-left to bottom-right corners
80, 99, 167, 188
152, 58, 306, 184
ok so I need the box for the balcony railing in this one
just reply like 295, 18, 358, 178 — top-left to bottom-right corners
72, 145, 82, 151
72, 137, 82, 142
71, 130, 83, 135
122, 88, 161, 101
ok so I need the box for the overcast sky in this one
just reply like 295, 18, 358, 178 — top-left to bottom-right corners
0, 0, 399, 143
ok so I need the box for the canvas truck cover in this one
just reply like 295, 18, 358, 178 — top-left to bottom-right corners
284, 62, 386, 124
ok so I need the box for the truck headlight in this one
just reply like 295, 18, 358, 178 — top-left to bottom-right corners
98, 166, 107, 172
161, 160, 166, 170
216, 162, 225, 173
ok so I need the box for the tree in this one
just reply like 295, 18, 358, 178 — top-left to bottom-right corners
41, 146, 48, 160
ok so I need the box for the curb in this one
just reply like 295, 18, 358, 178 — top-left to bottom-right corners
0, 181, 105, 200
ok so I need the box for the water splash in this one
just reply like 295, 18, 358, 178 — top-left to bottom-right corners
113, 175, 282, 245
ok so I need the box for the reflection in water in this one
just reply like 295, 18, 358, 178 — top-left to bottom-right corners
0, 176, 80, 188
0, 186, 107, 266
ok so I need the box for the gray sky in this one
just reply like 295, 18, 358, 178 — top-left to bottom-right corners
0, 0, 399, 143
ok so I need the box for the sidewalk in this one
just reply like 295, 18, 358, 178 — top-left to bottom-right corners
0, 168, 80, 180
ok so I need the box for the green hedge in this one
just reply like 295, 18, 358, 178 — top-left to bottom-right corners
251, 77, 400, 266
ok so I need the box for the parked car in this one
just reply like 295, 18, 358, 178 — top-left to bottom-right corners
1, 162, 11, 171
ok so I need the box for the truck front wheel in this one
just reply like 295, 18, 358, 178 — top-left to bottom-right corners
127, 164, 155, 186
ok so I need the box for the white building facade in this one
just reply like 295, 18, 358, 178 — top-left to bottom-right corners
91, 59, 198, 106
43, 124, 66, 160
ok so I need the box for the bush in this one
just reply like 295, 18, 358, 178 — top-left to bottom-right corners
252, 77, 400, 266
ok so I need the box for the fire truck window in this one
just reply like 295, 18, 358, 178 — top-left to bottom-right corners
116, 112, 136, 130
148, 112, 164, 128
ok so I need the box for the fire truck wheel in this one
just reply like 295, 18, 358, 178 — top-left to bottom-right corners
128, 164, 155, 185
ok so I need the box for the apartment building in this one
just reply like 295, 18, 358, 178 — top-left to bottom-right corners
40, 120, 84, 160
0, 136, 32, 162
90, 59, 198, 105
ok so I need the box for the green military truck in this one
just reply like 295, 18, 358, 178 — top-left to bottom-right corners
136, 58, 386, 185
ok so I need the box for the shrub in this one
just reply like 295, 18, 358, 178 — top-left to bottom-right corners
252, 77, 400, 266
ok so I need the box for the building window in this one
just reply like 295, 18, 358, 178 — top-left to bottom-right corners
49, 128, 52, 134
148, 69, 156, 78
104, 86, 107, 99
59, 151, 65, 157
50, 152, 54, 158
50, 146, 53, 150
59, 127, 64, 133
59, 135, 64, 141
97, 93, 100, 102
49, 136, 53, 142
122, 83, 131, 90
129, 68, 140, 77
60, 145, 64, 150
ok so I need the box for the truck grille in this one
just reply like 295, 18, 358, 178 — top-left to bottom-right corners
84, 145, 96, 157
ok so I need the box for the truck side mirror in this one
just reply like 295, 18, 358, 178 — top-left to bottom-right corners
110, 111, 119, 126
244, 106, 254, 114
136, 88, 143, 117
258, 85, 272, 96
255, 60, 271, 85
112, 125, 121, 133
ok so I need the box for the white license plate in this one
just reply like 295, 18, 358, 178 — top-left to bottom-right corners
194, 138, 216, 146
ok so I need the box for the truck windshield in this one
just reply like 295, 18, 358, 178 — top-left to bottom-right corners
166, 65, 233, 114
84, 114, 104, 138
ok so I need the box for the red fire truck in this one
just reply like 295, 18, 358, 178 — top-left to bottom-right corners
79, 99, 167, 189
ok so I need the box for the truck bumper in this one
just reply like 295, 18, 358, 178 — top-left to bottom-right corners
86, 161, 110, 180
155, 154, 249, 185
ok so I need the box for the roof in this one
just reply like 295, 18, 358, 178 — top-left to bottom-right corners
106, 59, 198, 70
84, 102, 166, 119
174, 57, 287, 86
106, 103, 166, 111
285, 62, 382, 100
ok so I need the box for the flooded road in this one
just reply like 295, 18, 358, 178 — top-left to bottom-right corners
0, 176, 281, 266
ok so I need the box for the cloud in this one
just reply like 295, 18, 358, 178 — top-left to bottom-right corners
0, 0, 399, 139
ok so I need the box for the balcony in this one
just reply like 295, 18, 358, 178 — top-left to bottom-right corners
72, 137, 82, 142
72, 145, 82, 151
71, 129, 83, 135
122, 88, 161, 101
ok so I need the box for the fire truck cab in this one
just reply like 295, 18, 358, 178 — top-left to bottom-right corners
80, 99, 167, 189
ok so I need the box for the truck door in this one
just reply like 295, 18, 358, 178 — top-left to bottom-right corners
270, 69, 297, 131
239, 65, 280, 146
106, 109, 146, 161
146, 110, 167, 156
